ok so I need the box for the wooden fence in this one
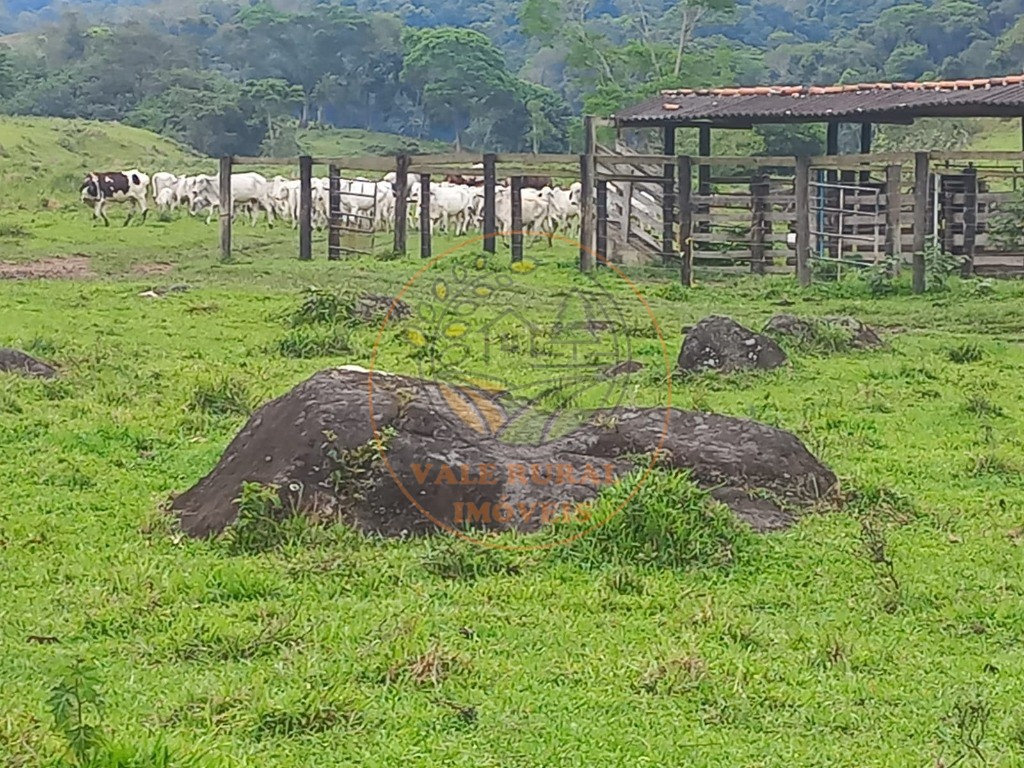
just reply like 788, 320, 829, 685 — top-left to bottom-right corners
212, 145, 1024, 291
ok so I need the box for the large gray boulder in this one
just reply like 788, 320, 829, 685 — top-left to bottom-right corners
171, 367, 837, 538
678, 316, 788, 374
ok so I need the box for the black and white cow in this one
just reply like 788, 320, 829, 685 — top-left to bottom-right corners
80, 170, 150, 226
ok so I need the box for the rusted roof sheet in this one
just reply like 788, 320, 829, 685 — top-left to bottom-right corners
613, 75, 1024, 126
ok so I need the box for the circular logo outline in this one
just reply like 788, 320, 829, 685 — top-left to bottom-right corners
367, 229, 673, 552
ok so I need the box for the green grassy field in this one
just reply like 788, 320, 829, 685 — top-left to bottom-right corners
4, 117, 1024, 767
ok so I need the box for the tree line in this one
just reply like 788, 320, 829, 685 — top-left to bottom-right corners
0, 0, 1020, 157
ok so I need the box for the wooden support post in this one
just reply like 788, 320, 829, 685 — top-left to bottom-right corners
698, 127, 711, 194
393, 154, 409, 256
677, 156, 693, 288
483, 152, 497, 253
912, 151, 929, 294
697, 126, 710, 236
885, 164, 902, 276
579, 116, 597, 271
218, 155, 232, 262
328, 164, 341, 261
826, 122, 839, 156
420, 174, 431, 260
299, 155, 312, 261
662, 126, 676, 262
511, 175, 524, 264
596, 180, 608, 267
795, 156, 812, 287
750, 172, 769, 275
859, 123, 872, 185
961, 165, 978, 278
826, 122, 839, 188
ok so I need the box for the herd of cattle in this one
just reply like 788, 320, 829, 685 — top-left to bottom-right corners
79, 168, 584, 242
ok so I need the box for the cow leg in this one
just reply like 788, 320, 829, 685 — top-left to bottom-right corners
138, 197, 149, 224
94, 200, 109, 227
123, 199, 134, 227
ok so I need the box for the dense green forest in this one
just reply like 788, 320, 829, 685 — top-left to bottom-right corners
0, 0, 1020, 156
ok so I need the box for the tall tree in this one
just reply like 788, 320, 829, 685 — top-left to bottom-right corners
402, 27, 517, 150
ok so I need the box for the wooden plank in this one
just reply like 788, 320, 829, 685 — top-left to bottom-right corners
596, 180, 608, 267
511, 176, 524, 264
483, 153, 497, 254
912, 152, 928, 293
580, 116, 597, 272
795, 156, 811, 287
420, 174, 431, 260
595, 154, 675, 164
232, 156, 297, 166
962, 166, 978, 277
328, 164, 341, 261
219, 156, 232, 263
393, 155, 409, 256
931, 150, 1024, 162
494, 153, 579, 164
313, 156, 396, 172
662, 127, 676, 262
809, 152, 916, 168
678, 156, 693, 287
299, 155, 312, 262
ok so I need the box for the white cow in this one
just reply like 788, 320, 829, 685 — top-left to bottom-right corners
495, 186, 553, 246
539, 186, 579, 237
189, 172, 275, 226
155, 187, 176, 213
426, 183, 475, 236
151, 172, 178, 202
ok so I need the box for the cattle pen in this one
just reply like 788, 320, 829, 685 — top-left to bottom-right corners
213, 109, 1024, 292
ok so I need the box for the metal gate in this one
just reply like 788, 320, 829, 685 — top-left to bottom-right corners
809, 171, 884, 277
328, 166, 378, 260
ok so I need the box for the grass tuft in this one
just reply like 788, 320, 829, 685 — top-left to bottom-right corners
550, 467, 753, 571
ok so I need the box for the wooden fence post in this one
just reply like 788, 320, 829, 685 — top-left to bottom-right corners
961, 165, 978, 278
328, 164, 341, 261
219, 155, 232, 262
299, 155, 313, 261
661, 126, 676, 263
511, 175, 524, 264
420, 174, 431, 260
596, 180, 608, 267
483, 153, 497, 253
677, 155, 693, 287
579, 115, 597, 272
885, 164, 902, 276
750, 172, 769, 275
912, 151, 929, 293
393, 154, 409, 257
795, 156, 812, 287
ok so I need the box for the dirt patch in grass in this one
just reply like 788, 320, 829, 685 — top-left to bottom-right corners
0, 255, 95, 280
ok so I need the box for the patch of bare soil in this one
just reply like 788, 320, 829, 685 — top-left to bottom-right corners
0, 256, 95, 280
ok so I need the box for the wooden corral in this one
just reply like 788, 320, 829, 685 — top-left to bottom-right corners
214, 143, 1024, 292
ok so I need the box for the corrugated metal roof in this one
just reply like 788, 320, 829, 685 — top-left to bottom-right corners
613, 75, 1024, 127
